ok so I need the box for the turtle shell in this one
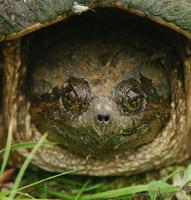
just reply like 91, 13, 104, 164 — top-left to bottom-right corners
0, 0, 191, 176
0, 0, 191, 40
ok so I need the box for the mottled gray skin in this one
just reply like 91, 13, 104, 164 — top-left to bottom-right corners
28, 15, 172, 160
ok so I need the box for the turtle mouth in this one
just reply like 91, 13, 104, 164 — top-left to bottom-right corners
43, 120, 158, 159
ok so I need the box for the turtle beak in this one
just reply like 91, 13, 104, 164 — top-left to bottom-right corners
89, 96, 116, 140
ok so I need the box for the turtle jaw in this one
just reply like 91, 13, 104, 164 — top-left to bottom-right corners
33, 113, 164, 159
30, 94, 169, 159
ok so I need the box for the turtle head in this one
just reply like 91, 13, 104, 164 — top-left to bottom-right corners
29, 36, 171, 158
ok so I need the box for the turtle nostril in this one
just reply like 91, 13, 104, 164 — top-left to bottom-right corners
97, 114, 103, 122
97, 114, 111, 124
104, 115, 110, 122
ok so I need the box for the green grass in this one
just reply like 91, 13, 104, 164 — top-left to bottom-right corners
0, 124, 13, 176
0, 132, 191, 200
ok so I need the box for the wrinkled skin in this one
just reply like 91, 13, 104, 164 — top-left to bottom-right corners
28, 14, 172, 160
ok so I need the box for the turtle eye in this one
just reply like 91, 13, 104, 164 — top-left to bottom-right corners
114, 79, 145, 114
122, 87, 144, 112
61, 77, 92, 113
62, 90, 77, 107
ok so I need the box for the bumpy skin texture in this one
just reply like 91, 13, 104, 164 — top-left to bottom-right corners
1, 3, 191, 176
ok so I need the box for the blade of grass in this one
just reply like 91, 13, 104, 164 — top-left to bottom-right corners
41, 182, 47, 199
162, 168, 184, 182
14, 191, 36, 200
41, 188, 74, 200
0, 121, 13, 176
45, 184, 148, 200
71, 183, 104, 194
74, 178, 91, 200
0, 141, 58, 154
17, 169, 78, 191
79, 184, 149, 199
79, 184, 178, 200
8, 133, 48, 200
0, 191, 10, 197
56, 177, 84, 186
182, 163, 191, 187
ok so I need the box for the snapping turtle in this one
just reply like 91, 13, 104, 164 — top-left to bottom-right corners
0, 0, 191, 176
